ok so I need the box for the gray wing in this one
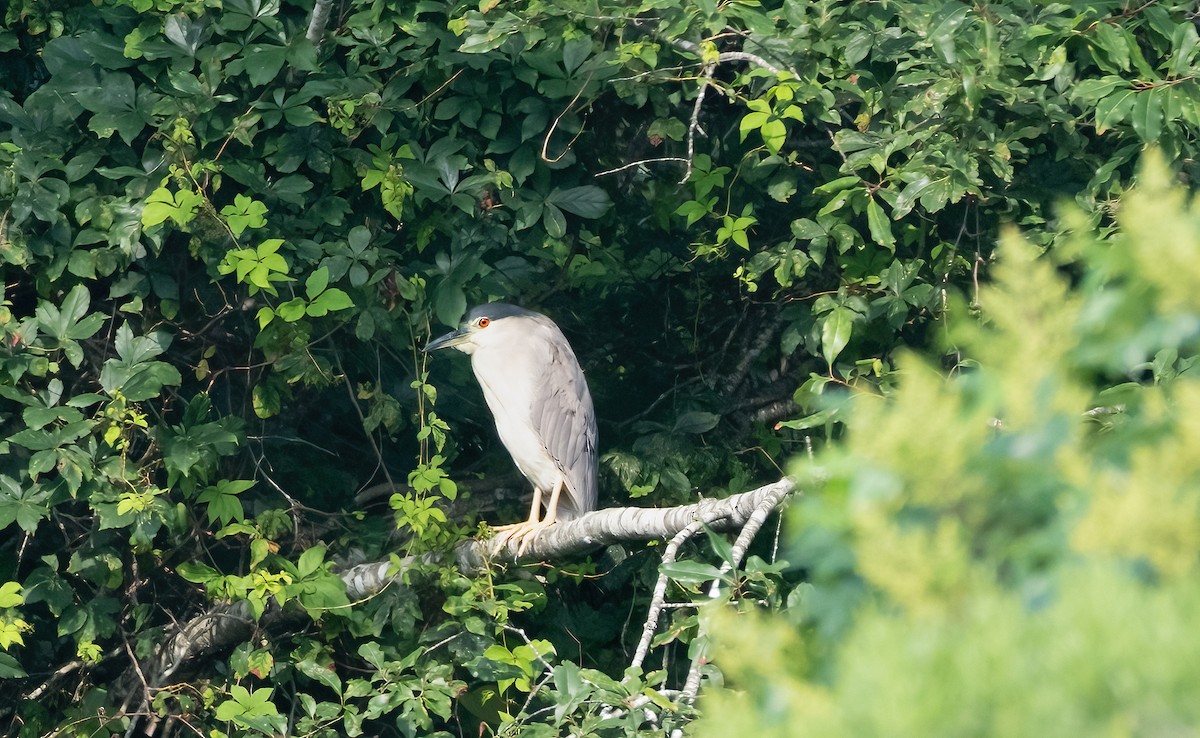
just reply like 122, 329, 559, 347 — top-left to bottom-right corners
530, 323, 597, 519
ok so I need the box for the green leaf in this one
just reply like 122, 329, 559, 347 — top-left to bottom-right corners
100, 326, 182, 401
142, 186, 202, 228
1091, 21, 1131, 71
775, 407, 839, 431
221, 194, 268, 236
740, 110, 769, 141
197, 481, 248, 524
434, 282, 467, 327
820, 307, 855, 366
928, 3, 971, 64
307, 289, 354, 316
0, 653, 26, 679
305, 267, 330, 300
252, 382, 281, 419
276, 298, 307, 322
674, 411, 721, 434
1168, 23, 1199, 77
867, 198, 896, 250
893, 174, 934, 219
73, 71, 156, 144
234, 44, 288, 86
545, 186, 612, 218
791, 218, 826, 240
295, 657, 342, 696
759, 118, 787, 153
660, 560, 725, 584
543, 202, 567, 238
844, 29, 872, 65
177, 562, 220, 584
0, 582, 25, 609
1072, 76, 1129, 105
1130, 90, 1162, 143
1095, 89, 1137, 134
675, 200, 711, 227
814, 176, 861, 195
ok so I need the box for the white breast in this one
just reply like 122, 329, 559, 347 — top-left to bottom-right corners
471, 345, 563, 494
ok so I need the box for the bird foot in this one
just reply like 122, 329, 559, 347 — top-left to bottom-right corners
491, 519, 555, 557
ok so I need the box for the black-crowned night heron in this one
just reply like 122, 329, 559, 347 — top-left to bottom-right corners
424, 303, 597, 551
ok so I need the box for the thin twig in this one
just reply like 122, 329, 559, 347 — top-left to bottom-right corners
542, 74, 593, 164
594, 157, 689, 178
680, 64, 715, 184
335, 352, 396, 491
505, 624, 558, 717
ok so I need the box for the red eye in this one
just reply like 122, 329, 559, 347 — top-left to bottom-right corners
478, 317, 490, 328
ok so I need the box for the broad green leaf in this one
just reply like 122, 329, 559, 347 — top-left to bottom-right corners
276, 298, 307, 322
775, 407, 839, 431
177, 562, 220, 584
545, 186, 612, 218
893, 174, 934, 219
296, 657, 342, 695
0, 582, 24, 609
543, 202, 567, 238
305, 267, 330, 299
307, 288, 354, 316
674, 411, 721, 434
867, 198, 896, 250
297, 545, 327, 577
1091, 21, 1131, 71
760, 118, 787, 153
1130, 90, 1163, 143
844, 29, 872, 65
1072, 76, 1129, 105
0, 653, 26, 679
928, 3, 971, 64
1095, 89, 1137, 133
434, 282, 467, 327
660, 560, 725, 584
820, 306, 855, 366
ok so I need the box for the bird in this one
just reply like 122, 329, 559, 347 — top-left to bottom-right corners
424, 302, 598, 553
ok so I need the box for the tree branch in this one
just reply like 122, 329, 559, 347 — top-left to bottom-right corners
136, 479, 797, 688
305, 0, 333, 45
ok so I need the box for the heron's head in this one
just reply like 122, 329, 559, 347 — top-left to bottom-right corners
423, 302, 539, 356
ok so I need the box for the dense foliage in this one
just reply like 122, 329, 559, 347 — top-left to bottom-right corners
699, 155, 1200, 738
0, 0, 1198, 734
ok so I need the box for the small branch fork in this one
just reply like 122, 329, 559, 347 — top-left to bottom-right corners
631, 512, 729, 670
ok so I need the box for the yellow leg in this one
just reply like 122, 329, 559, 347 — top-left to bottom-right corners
525, 485, 543, 525
541, 477, 563, 526
493, 478, 563, 556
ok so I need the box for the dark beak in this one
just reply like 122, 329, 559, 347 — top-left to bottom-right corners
424, 327, 469, 353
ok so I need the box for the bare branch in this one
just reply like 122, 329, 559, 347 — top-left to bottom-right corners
594, 157, 689, 178
469, 477, 796, 567
305, 0, 333, 45
681, 483, 794, 702
679, 64, 715, 184
631, 514, 725, 670
139, 479, 797, 684
716, 51, 788, 76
